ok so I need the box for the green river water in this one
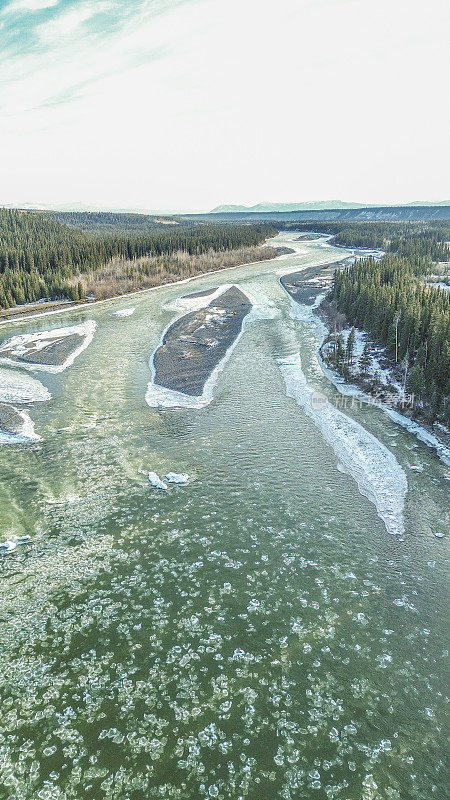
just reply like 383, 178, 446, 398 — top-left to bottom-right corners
0, 234, 448, 800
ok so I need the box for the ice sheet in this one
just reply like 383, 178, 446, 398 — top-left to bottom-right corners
0, 368, 51, 403
279, 353, 407, 536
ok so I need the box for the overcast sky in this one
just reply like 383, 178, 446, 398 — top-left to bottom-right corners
0, 0, 448, 212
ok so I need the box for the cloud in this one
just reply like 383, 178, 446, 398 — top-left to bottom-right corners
2, 0, 60, 13
0, 0, 448, 211
36, 1, 113, 41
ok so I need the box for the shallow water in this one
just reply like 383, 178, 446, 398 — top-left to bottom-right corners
0, 234, 448, 800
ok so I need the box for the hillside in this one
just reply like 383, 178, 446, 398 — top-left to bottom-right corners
210, 201, 450, 215
200, 205, 450, 222
0, 209, 275, 311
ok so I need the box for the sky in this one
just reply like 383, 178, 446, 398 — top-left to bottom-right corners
0, 0, 449, 212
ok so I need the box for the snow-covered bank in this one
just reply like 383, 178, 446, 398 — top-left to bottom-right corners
0, 368, 51, 403
146, 285, 277, 409
279, 353, 407, 536
318, 326, 450, 467
384, 409, 450, 467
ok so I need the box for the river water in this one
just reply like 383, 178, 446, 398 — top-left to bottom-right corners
0, 233, 448, 800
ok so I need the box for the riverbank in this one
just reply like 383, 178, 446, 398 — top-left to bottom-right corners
279, 264, 450, 464
318, 298, 450, 463
0, 244, 280, 327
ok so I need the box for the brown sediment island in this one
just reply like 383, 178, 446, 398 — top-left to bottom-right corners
1, 333, 84, 368
0, 322, 95, 371
273, 246, 296, 256
280, 260, 350, 305
153, 286, 252, 396
294, 233, 327, 242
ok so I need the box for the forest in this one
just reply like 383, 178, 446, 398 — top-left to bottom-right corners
330, 246, 450, 425
282, 220, 450, 260
48, 211, 177, 232
0, 209, 275, 310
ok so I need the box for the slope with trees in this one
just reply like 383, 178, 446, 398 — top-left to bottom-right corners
0, 209, 275, 311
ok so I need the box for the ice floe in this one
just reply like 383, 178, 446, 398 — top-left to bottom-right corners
0, 540, 17, 553
279, 353, 407, 536
0, 535, 30, 554
0, 367, 51, 403
148, 472, 168, 490
165, 472, 190, 484
114, 308, 135, 317
0, 321, 96, 373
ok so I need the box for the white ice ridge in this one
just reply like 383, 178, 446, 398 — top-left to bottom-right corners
148, 472, 168, 490
145, 285, 277, 409
279, 353, 407, 536
164, 284, 234, 315
0, 406, 41, 445
0, 321, 96, 373
0, 368, 51, 403
114, 308, 135, 317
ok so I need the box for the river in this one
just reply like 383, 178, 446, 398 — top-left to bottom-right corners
0, 233, 448, 800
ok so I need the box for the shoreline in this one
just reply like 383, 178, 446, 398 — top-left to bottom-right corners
0, 245, 284, 329
317, 325, 450, 467
279, 266, 450, 466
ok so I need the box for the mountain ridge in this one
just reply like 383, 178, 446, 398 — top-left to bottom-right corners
211, 200, 450, 214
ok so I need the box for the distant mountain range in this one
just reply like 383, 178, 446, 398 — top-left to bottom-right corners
210, 201, 450, 214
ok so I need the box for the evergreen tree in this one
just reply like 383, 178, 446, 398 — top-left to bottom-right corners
346, 327, 355, 364
359, 342, 372, 376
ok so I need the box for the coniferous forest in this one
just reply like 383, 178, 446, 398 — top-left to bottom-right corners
0, 209, 275, 310
328, 226, 450, 426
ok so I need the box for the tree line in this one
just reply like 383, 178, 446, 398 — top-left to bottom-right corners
331, 253, 450, 425
0, 209, 275, 310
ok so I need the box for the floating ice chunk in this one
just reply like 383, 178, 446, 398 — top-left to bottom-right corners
148, 472, 168, 490
165, 472, 190, 484
114, 308, 135, 317
0, 368, 51, 403
279, 353, 407, 536
0, 540, 17, 553
0, 535, 30, 553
